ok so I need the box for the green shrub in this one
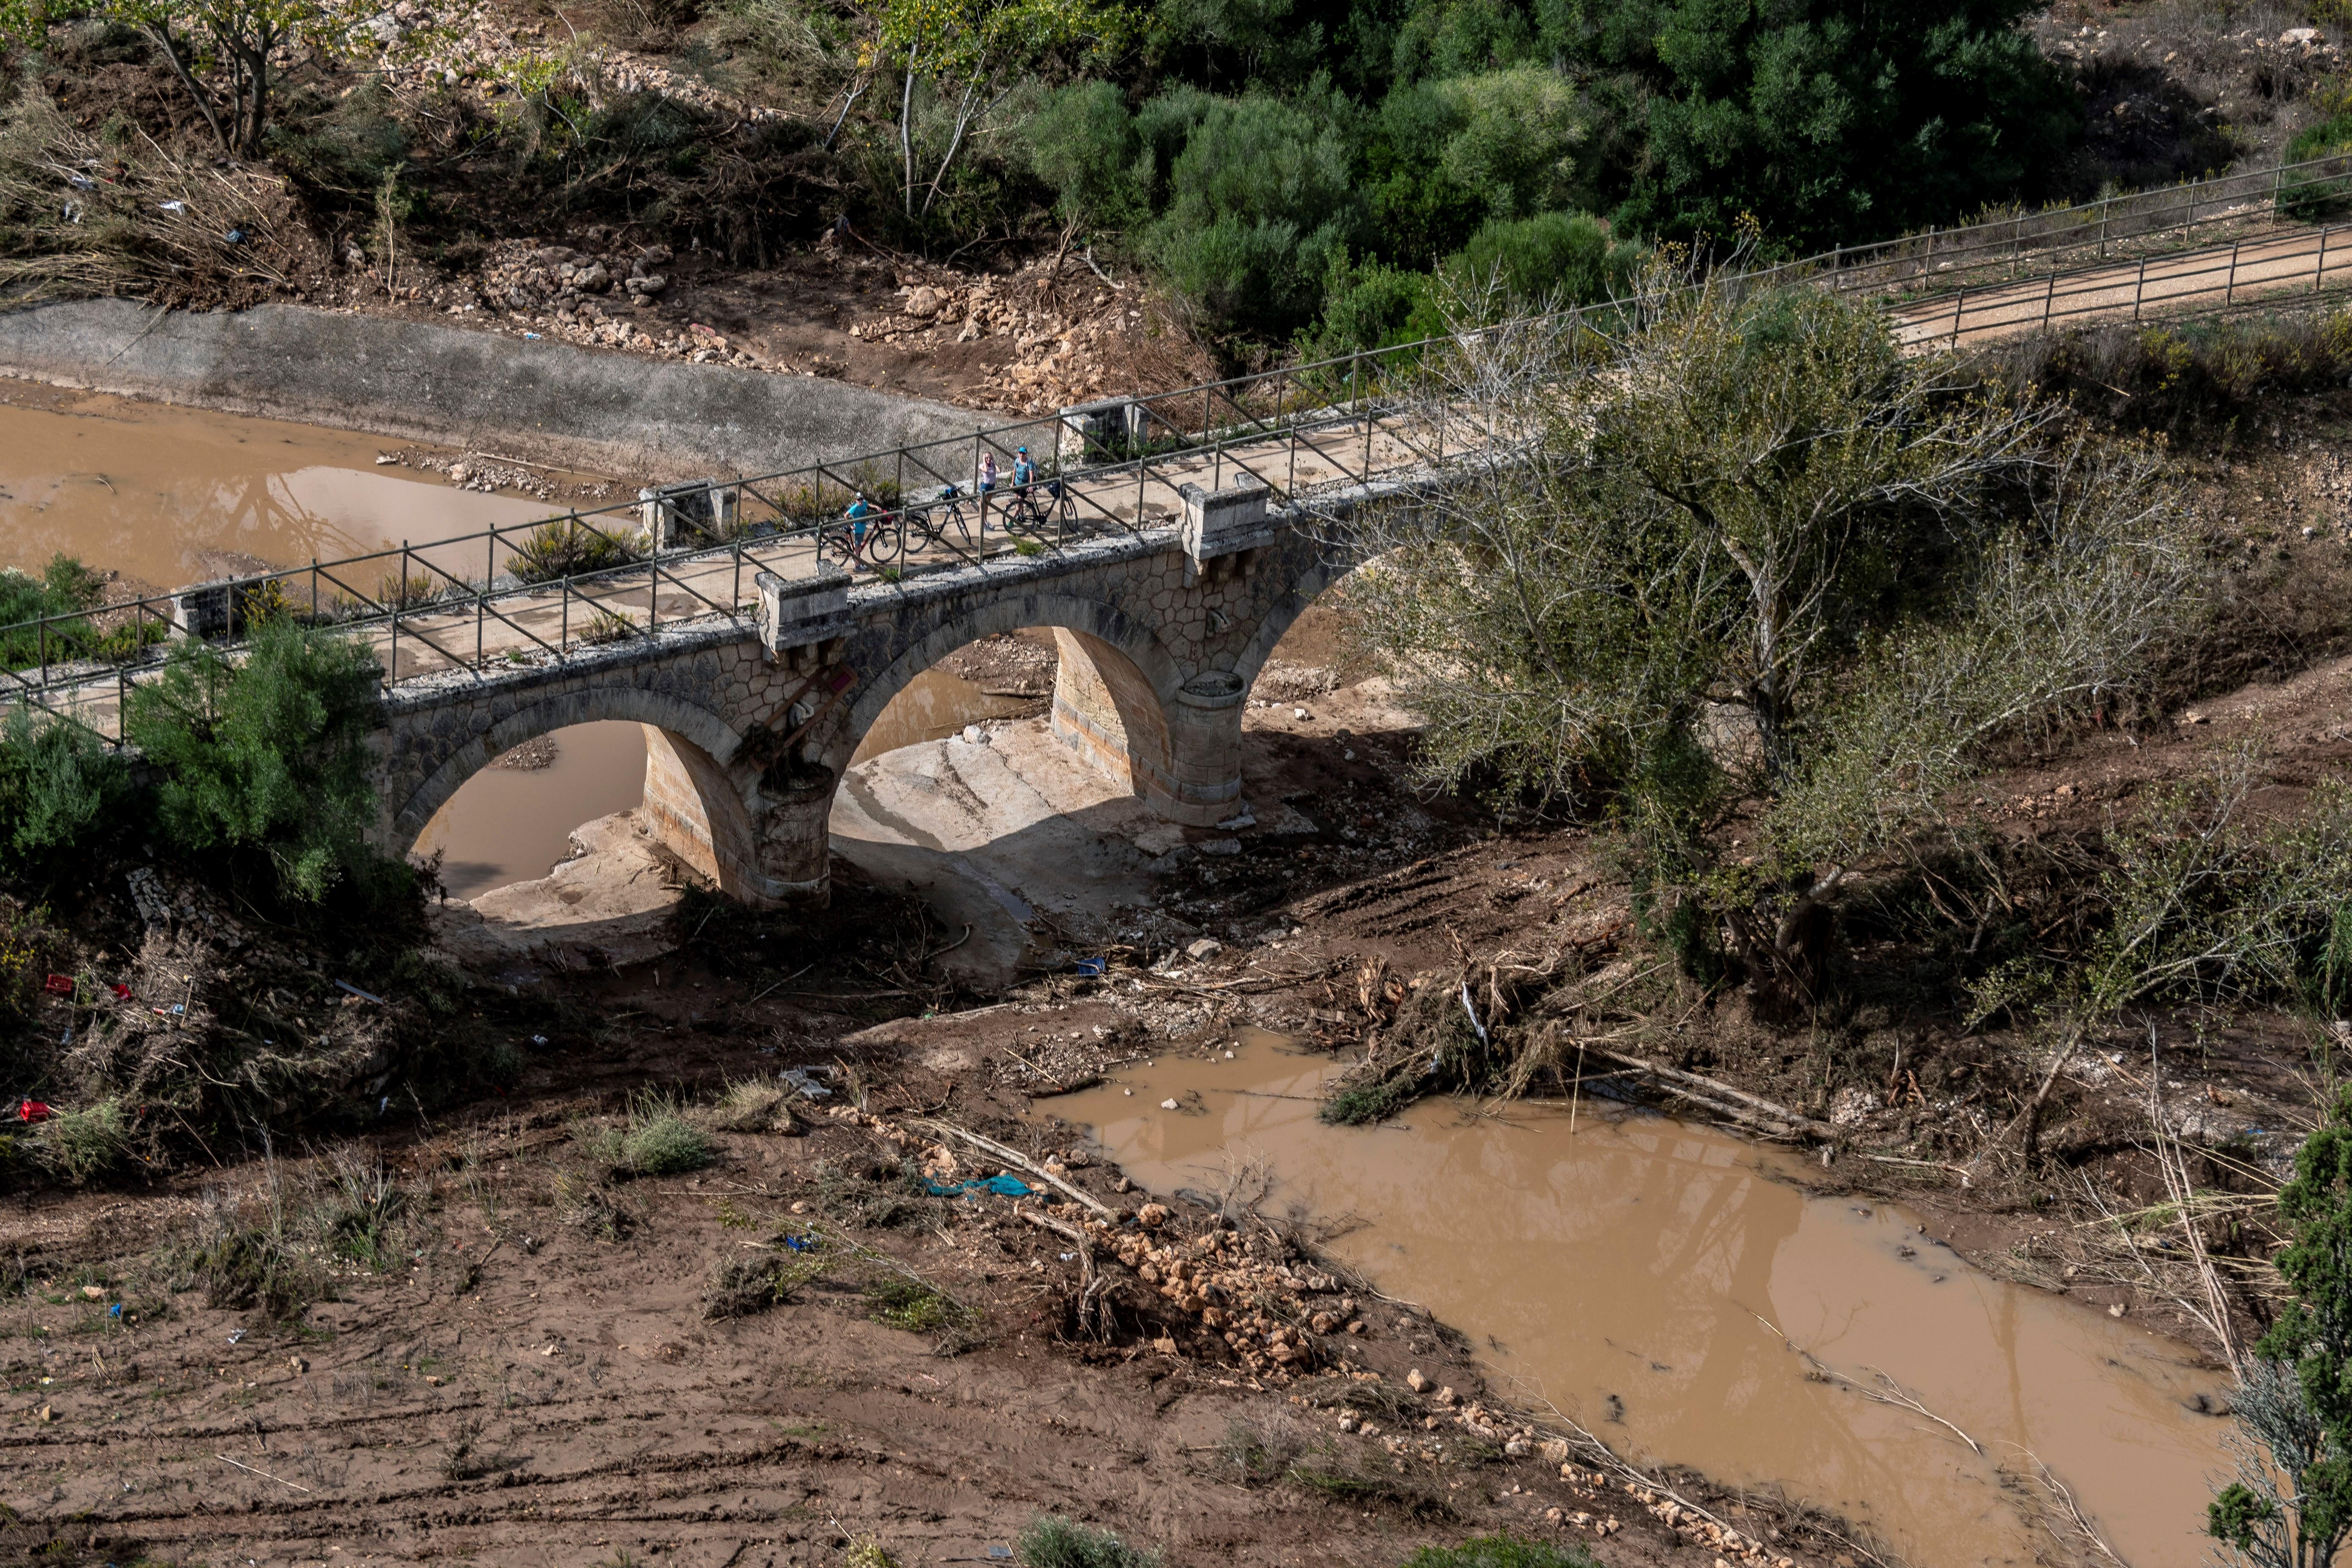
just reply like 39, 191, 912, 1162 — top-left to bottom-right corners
1026, 80, 1147, 230
1306, 251, 1434, 360
1018, 1514, 1161, 1568
507, 519, 640, 583
865, 1274, 956, 1332
34, 1098, 131, 1184
124, 618, 384, 902
1399, 1538, 1596, 1568
1442, 210, 1639, 311
0, 554, 107, 671
1143, 89, 1363, 336
618, 1094, 713, 1176
0, 705, 132, 866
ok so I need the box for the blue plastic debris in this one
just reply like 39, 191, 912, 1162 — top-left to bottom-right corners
783, 1235, 816, 1252
1075, 957, 1107, 977
108, 1302, 123, 1318
921, 1174, 1033, 1199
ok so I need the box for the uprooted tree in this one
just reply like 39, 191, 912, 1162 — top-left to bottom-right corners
1341, 272, 2203, 1005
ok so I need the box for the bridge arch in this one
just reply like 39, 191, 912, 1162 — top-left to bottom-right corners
828, 591, 1216, 818
1232, 555, 1359, 697
392, 687, 767, 901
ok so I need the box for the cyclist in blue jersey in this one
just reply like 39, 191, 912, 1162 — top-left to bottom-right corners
844, 493, 873, 563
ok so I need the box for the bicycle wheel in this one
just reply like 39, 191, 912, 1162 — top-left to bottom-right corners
863, 515, 903, 564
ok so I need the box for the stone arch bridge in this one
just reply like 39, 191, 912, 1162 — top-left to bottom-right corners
373, 480, 1378, 905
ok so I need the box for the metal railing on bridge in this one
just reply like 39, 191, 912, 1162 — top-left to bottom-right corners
1746, 150, 2352, 301
0, 312, 1577, 744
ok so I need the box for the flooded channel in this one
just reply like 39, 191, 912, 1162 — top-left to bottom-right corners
0, 387, 558, 588
1054, 1036, 2232, 1568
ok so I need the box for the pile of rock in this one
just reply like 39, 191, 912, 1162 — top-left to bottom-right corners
454, 239, 772, 366
867, 256, 1211, 414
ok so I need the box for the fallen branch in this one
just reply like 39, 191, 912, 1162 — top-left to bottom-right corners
214, 1454, 311, 1492
913, 1118, 1116, 1218
1580, 1044, 1836, 1139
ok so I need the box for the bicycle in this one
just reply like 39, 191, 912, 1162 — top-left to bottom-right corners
901, 485, 981, 555
823, 506, 901, 570
999, 478, 1069, 537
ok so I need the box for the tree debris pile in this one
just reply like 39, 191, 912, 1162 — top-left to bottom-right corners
0, 863, 471, 1185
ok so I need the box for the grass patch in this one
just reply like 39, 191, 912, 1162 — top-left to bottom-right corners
508, 519, 640, 583
1018, 1514, 1162, 1568
177, 1187, 323, 1320
1214, 1417, 1302, 1486
578, 1094, 716, 1179
1318, 1074, 1421, 1126
865, 1274, 956, 1333
620, 1094, 714, 1175
702, 1251, 827, 1319
553, 1171, 636, 1241
711, 1077, 794, 1133
581, 605, 640, 644
314, 1146, 404, 1270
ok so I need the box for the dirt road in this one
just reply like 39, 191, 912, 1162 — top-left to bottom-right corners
1889, 221, 2352, 346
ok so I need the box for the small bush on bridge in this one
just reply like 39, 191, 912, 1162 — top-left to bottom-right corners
124, 619, 389, 904
0, 554, 109, 673
509, 518, 642, 583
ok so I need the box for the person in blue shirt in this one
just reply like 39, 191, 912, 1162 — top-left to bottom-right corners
844, 493, 873, 562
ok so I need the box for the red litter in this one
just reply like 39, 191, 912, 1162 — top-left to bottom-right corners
42, 975, 72, 995
110, 983, 132, 1000
18, 1100, 52, 1124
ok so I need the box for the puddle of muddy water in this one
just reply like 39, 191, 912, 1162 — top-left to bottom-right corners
414, 722, 649, 900
0, 389, 561, 589
1054, 1037, 2232, 1568
852, 669, 1036, 762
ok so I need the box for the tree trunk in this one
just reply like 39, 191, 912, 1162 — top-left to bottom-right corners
145, 24, 228, 150
898, 60, 917, 219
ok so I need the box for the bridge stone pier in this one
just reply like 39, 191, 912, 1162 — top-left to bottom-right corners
370, 479, 1369, 906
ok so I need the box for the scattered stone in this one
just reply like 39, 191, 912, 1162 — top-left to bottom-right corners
1136, 1202, 1170, 1228
1185, 937, 1224, 960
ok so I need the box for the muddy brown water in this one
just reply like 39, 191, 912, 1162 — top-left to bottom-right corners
0, 390, 557, 588
1055, 1035, 2232, 1568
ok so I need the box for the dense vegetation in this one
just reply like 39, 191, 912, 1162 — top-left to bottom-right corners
2, 0, 2090, 351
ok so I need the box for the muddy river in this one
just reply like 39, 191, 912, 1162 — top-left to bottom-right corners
1053, 1036, 2231, 1568
0, 387, 557, 588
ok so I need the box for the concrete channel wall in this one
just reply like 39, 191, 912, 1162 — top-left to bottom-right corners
0, 297, 983, 476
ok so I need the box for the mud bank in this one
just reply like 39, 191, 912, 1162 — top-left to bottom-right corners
0, 298, 979, 475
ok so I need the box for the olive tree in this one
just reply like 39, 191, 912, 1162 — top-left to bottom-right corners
1340, 272, 2202, 993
